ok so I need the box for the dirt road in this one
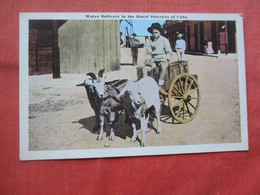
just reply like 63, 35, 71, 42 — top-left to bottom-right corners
28, 53, 241, 151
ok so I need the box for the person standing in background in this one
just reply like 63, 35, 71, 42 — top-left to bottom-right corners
120, 32, 125, 48
206, 40, 214, 54
175, 34, 186, 61
130, 33, 139, 66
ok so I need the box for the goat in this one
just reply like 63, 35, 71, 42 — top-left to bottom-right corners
93, 73, 128, 141
118, 76, 161, 147
77, 69, 129, 141
76, 72, 103, 134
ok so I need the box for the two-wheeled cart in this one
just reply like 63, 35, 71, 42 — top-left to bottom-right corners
140, 61, 201, 123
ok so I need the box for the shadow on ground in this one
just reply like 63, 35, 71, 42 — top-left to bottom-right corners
73, 112, 162, 146
73, 114, 133, 140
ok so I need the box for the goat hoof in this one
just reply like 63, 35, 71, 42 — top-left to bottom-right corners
97, 136, 103, 141
141, 143, 146, 147
109, 136, 115, 141
109, 132, 115, 141
131, 136, 137, 142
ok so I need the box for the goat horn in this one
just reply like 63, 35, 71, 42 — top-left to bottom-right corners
86, 72, 97, 80
98, 69, 105, 78
76, 82, 85, 86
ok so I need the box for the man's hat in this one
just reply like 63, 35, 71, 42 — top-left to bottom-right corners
147, 23, 163, 34
177, 34, 183, 37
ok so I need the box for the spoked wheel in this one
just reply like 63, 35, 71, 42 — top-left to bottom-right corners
168, 73, 201, 123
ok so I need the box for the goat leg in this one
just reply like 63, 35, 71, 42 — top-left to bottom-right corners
124, 111, 130, 124
140, 115, 149, 147
91, 113, 100, 134
131, 118, 137, 142
91, 107, 101, 134
109, 111, 116, 141
155, 105, 162, 134
97, 115, 104, 141
131, 120, 137, 143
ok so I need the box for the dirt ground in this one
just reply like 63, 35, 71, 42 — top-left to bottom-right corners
28, 53, 241, 151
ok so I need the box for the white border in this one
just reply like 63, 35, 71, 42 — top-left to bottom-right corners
19, 13, 248, 161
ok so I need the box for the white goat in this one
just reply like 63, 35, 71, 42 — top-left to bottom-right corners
118, 76, 161, 147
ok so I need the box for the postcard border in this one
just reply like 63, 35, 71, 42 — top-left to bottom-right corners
19, 12, 248, 161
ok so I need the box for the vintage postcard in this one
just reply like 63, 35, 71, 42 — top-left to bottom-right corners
19, 13, 248, 160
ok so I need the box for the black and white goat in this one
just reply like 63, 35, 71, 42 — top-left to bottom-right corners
118, 76, 161, 147
76, 71, 103, 133
78, 69, 128, 141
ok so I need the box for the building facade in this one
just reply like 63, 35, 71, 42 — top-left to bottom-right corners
29, 20, 66, 77
163, 20, 237, 54
29, 20, 121, 76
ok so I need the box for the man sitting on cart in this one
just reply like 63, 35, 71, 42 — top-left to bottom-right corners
142, 23, 173, 95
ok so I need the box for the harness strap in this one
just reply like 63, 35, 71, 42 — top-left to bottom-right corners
103, 92, 121, 104
111, 95, 121, 104
139, 94, 147, 117
103, 95, 112, 101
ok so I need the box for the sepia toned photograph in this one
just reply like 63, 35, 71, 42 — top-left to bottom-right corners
19, 13, 248, 160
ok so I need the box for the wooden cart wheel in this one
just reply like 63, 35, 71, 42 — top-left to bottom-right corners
168, 73, 201, 123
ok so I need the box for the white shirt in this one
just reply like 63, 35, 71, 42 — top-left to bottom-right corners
145, 36, 173, 62
175, 39, 186, 50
